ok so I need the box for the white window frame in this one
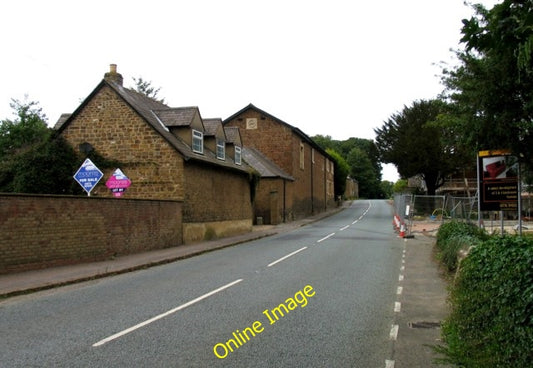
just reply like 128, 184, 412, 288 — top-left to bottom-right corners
235, 146, 242, 165
216, 139, 225, 160
192, 129, 203, 154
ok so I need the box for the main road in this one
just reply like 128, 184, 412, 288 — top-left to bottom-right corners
1, 200, 404, 367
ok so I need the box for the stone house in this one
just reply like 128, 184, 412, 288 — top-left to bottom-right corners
56, 65, 253, 243
224, 104, 336, 223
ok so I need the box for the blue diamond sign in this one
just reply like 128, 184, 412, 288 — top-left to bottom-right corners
74, 158, 104, 196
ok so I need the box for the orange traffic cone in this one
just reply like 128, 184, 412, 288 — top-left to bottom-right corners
399, 224, 406, 237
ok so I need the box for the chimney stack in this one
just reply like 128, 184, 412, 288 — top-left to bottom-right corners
104, 63, 123, 86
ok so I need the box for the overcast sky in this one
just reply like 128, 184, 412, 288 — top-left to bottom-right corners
0, 0, 499, 181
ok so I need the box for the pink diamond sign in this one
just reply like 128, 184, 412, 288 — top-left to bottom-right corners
105, 168, 131, 197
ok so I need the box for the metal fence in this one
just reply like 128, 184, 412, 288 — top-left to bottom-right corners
393, 193, 533, 236
393, 194, 446, 237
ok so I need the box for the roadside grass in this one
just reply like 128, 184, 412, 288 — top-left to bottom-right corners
434, 221, 533, 367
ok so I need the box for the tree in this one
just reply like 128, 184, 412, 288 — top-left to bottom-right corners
346, 147, 382, 198
326, 148, 349, 198
131, 77, 165, 103
374, 99, 457, 195
392, 179, 409, 194
0, 98, 80, 194
0, 98, 50, 158
442, 1, 533, 168
313, 134, 384, 198
380, 180, 394, 198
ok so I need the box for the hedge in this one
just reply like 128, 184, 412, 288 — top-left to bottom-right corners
438, 235, 533, 367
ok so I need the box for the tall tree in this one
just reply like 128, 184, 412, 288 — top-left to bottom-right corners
313, 134, 384, 197
0, 98, 50, 158
0, 98, 80, 194
131, 77, 165, 103
442, 0, 533, 168
374, 99, 457, 195
346, 147, 382, 198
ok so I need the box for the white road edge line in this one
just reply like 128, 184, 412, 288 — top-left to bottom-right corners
339, 225, 350, 231
317, 233, 335, 243
267, 247, 307, 267
92, 278, 243, 347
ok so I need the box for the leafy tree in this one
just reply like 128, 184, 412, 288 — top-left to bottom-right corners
0, 98, 80, 194
131, 77, 165, 103
346, 147, 382, 198
374, 99, 457, 195
392, 179, 409, 193
326, 148, 349, 198
313, 134, 384, 198
441, 0, 533, 168
380, 180, 394, 198
0, 98, 50, 158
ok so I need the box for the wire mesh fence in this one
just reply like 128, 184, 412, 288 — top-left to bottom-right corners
393, 193, 533, 236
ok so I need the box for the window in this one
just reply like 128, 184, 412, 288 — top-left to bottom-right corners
311, 148, 315, 164
216, 139, 225, 160
192, 130, 203, 154
235, 146, 242, 165
299, 143, 305, 170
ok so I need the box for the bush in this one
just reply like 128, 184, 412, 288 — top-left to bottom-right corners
439, 236, 533, 367
435, 221, 487, 272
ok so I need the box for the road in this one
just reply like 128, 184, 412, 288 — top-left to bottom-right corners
1, 200, 404, 367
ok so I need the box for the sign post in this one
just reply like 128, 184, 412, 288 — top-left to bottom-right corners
73, 158, 104, 196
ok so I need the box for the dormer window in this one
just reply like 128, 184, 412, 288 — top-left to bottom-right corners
216, 139, 225, 160
235, 146, 242, 165
192, 129, 203, 154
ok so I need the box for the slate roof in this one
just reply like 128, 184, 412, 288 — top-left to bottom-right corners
152, 107, 200, 128
203, 118, 224, 137
55, 79, 250, 174
242, 147, 294, 180
223, 103, 334, 161
53, 113, 72, 130
224, 126, 241, 144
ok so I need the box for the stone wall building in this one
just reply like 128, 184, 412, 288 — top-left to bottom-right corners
224, 104, 336, 223
56, 65, 253, 243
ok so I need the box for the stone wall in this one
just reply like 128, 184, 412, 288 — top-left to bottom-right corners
182, 163, 253, 242
0, 194, 182, 274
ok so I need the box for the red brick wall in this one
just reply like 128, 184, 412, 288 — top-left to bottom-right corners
0, 194, 182, 274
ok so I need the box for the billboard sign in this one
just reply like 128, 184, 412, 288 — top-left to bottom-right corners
478, 150, 518, 211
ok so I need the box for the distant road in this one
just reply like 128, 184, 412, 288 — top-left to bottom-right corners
1, 200, 403, 367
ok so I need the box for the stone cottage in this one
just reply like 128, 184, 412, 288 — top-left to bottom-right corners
56, 65, 253, 243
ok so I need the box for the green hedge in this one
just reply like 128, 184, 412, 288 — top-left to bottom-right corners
435, 221, 487, 272
439, 236, 533, 367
